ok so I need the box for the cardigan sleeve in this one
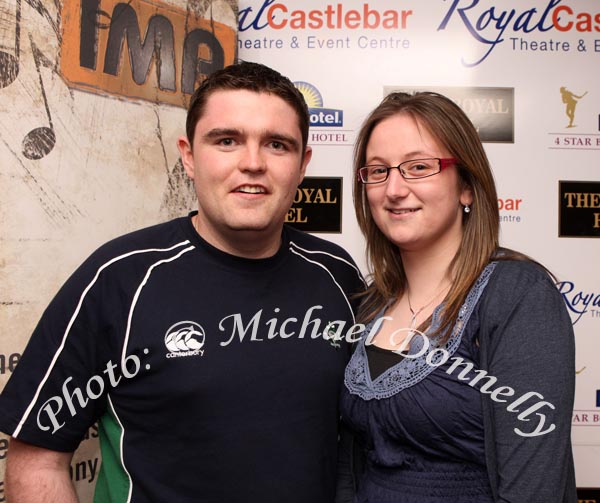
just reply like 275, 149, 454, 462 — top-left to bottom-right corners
478, 261, 577, 503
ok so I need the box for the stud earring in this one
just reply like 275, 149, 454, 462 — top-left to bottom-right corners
464, 205, 471, 214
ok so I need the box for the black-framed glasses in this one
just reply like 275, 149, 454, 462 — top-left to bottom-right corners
357, 157, 459, 184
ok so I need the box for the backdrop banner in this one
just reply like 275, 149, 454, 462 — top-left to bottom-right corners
237, 0, 600, 491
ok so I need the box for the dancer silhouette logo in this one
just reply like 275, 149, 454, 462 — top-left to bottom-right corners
560, 86, 588, 128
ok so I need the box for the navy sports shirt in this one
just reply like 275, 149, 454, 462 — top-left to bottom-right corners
0, 214, 365, 503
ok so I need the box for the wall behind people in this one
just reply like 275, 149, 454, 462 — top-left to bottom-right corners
236, 0, 600, 498
0, 0, 236, 500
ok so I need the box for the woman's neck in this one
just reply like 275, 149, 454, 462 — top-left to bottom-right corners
400, 240, 459, 305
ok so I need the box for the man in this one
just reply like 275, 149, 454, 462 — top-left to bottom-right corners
0, 62, 364, 503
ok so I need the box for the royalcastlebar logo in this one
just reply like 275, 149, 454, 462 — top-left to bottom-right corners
238, 0, 600, 67
436, 1, 600, 66
164, 321, 206, 358
294, 82, 343, 127
239, 2, 412, 31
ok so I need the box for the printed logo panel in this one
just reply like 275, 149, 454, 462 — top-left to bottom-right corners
60, 0, 236, 107
285, 177, 342, 233
549, 87, 599, 151
559, 181, 600, 238
293, 81, 353, 145
577, 487, 600, 503
295, 81, 344, 126
384, 86, 514, 143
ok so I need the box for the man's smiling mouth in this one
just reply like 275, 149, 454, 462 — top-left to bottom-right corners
235, 185, 266, 194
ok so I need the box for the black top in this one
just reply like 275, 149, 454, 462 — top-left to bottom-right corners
365, 344, 404, 380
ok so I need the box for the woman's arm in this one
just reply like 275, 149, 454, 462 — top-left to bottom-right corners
480, 264, 577, 502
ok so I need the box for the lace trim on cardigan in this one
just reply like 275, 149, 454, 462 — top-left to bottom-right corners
344, 262, 497, 400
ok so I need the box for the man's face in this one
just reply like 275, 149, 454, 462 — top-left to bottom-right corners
179, 89, 311, 256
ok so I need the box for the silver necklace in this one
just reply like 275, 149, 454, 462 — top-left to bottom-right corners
406, 285, 449, 333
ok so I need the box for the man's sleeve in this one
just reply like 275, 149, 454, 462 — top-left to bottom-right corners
0, 257, 114, 452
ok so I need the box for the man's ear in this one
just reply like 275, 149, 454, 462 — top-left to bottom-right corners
299, 145, 312, 184
177, 136, 195, 180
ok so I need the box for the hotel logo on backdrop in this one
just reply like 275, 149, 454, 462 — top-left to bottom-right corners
60, 0, 236, 107
285, 177, 342, 233
295, 82, 343, 127
384, 87, 514, 143
559, 181, 600, 238
294, 82, 352, 146
549, 88, 599, 151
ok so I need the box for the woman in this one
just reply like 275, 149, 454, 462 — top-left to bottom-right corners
337, 92, 576, 502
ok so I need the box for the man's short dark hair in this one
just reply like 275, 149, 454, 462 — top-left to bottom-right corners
185, 61, 309, 150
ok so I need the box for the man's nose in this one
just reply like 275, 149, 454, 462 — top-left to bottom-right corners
239, 143, 266, 173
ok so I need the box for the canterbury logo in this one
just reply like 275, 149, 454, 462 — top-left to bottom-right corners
164, 321, 205, 358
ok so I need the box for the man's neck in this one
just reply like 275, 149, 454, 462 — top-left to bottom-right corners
192, 214, 282, 259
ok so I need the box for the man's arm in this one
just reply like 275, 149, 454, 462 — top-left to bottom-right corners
5, 438, 78, 503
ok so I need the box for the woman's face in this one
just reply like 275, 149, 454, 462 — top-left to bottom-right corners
364, 113, 472, 255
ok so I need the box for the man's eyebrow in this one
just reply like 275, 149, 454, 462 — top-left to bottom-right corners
202, 128, 301, 151
267, 132, 300, 151
202, 128, 241, 140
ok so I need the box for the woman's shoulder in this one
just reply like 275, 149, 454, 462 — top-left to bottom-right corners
493, 258, 552, 285
488, 249, 556, 292
480, 253, 565, 325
